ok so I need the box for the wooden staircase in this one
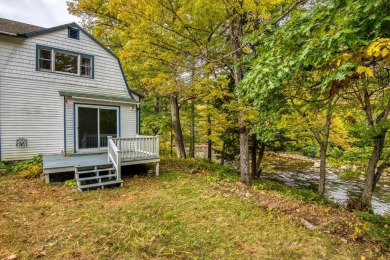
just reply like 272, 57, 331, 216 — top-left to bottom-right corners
75, 164, 123, 191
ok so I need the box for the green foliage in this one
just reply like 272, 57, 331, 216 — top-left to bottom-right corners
64, 179, 77, 187
10, 155, 43, 173
343, 147, 373, 162
253, 179, 336, 206
0, 161, 11, 173
0, 156, 44, 178
19, 164, 43, 179
301, 146, 318, 158
339, 167, 363, 180
205, 166, 240, 183
328, 146, 345, 158
354, 211, 390, 250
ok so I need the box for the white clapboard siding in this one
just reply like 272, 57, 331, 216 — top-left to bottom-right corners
0, 27, 139, 161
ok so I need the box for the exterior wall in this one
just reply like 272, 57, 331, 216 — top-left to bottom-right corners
0, 28, 138, 161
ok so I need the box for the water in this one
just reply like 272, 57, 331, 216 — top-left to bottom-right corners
261, 153, 390, 215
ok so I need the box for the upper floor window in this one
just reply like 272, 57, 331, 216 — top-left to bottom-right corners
38, 48, 51, 71
81, 57, 92, 77
55, 51, 78, 74
37, 46, 93, 78
68, 27, 79, 40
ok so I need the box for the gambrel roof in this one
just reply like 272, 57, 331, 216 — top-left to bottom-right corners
0, 17, 142, 99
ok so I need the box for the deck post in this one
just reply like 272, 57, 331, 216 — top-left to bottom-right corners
155, 162, 159, 176
107, 136, 112, 162
45, 173, 50, 183
117, 150, 122, 182
156, 135, 160, 157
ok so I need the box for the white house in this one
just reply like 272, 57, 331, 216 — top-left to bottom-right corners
0, 18, 159, 189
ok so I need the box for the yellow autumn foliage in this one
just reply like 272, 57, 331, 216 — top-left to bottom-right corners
333, 38, 389, 78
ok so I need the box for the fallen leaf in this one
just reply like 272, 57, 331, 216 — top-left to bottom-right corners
36, 249, 46, 258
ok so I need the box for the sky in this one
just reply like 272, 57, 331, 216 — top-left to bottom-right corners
0, 0, 81, 27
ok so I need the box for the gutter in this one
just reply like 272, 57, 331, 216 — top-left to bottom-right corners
70, 96, 140, 105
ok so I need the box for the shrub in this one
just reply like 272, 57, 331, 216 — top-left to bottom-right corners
328, 146, 345, 158
339, 166, 363, 180
0, 161, 11, 173
11, 155, 43, 172
19, 164, 42, 178
64, 179, 77, 187
301, 146, 318, 158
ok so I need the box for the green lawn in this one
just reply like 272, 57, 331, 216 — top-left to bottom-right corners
0, 158, 387, 259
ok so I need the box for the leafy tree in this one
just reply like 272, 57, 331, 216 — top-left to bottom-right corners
69, 0, 302, 183
240, 0, 390, 209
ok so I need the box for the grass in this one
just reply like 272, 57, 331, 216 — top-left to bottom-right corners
0, 157, 388, 259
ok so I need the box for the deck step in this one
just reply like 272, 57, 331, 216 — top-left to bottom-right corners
75, 167, 115, 175
78, 180, 123, 191
76, 174, 117, 181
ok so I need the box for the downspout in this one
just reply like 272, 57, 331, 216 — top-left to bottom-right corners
63, 97, 67, 156
136, 104, 140, 135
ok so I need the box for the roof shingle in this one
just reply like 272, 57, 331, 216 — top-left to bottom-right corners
0, 17, 44, 35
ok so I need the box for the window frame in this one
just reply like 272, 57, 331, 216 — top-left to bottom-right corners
54, 50, 79, 75
68, 27, 80, 40
36, 45, 94, 79
38, 48, 52, 72
80, 56, 92, 78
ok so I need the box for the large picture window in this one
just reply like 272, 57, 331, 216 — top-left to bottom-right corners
37, 46, 93, 78
55, 52, 78, 74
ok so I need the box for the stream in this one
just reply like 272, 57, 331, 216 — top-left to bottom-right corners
194, 146, 390, 215
260, 153, 390, 215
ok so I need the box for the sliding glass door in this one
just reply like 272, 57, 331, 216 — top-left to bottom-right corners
77, 105, 119, 150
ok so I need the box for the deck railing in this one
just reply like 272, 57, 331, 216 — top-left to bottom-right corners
111, 135, 160, 160
108, 137, 122, 181
107, 135, 160, 180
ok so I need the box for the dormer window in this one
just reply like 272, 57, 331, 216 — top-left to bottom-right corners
37, 45, 94, 79
68, 27, 79, 40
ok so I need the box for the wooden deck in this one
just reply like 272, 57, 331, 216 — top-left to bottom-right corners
43, 153, 160, 183
43, 136, 160, 185
43, 154, 111, 173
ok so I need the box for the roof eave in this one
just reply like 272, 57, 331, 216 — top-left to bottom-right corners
59, 91, 139, 105
0, 31, 17, 37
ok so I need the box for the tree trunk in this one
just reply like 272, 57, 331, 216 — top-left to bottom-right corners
152, 97, 160, 135
317, 102, 332, 196
207, 115, 212, 160
373, 159, 389, 191
361, 132, 386, 209
230, 10, 250, 184
255, 142, 266, 179
189, 100, 195, 158
221, 138, 226, 166
359, 93, 390, 210
318, 143, 328, 196
170, 95, 186, 158
251, 135, 257, 178
239, 115, 250, 184
154, 97, 159, 114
